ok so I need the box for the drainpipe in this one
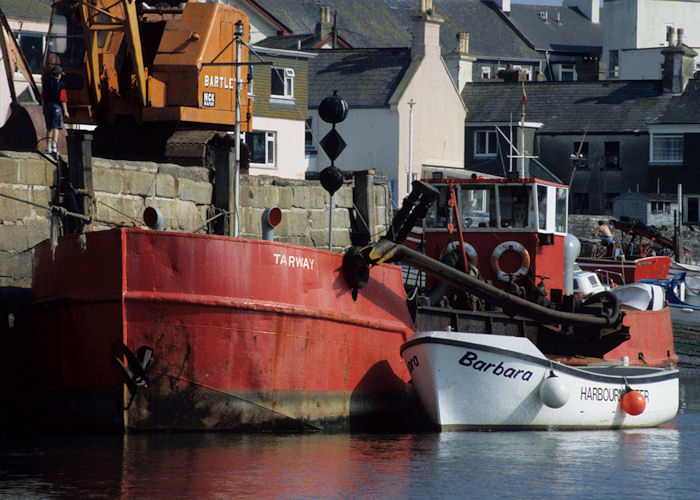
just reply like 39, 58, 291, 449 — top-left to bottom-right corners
408, 99, 415, 193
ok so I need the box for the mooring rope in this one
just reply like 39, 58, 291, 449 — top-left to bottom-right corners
0, 188, 116, 226
164, 373, 324, 431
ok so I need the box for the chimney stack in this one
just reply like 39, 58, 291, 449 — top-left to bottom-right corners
666, 26, 676, 46
563, 0, 600, 24
444, 32, 476, 92
498, 64, 528, 82
661, 27, 697, 95
492, 0, 511, 14
457, 32, 469, 55
575, 56, 607, 81
315, 6, 332, 39
411, 3, 443, 59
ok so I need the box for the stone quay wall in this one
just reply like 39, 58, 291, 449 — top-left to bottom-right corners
0, 151, 392, 292
569, 214, 700, 261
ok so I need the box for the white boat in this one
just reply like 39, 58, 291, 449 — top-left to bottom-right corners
401, 331, 679, 430
641, 272, 700, 327
608, 282, 666, 311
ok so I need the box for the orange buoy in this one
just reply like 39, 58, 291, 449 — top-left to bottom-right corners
621, 390, 646, 415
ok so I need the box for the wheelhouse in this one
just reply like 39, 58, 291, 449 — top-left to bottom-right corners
414, 177, 570, 298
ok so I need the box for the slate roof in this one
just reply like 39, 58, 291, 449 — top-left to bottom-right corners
650, 80, 700, 125
614, 192, 678, 202
307, 48, 412, 108
257, 34, 327, 51
506, 4, 602, 54
462, 81, 674, 133
0, 0, 51, 22
247, 0, 543, 61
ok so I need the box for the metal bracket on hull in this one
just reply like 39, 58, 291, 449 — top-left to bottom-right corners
113, 343, 154, 409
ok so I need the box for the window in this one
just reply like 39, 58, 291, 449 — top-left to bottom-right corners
651, 134, 683, 163
608, 50, 619, 78
474, 130, 497, 157
555, 187, 567, 232
305, 118, 315, 153
460, 186, 492, 227
604, 142, 620, 169
604, 193, 619, 212
512, 64, 532, 81
573, 141, 588, 168
245, 131, 275, 167
498, 186, 532, 228
559, 64, 575, 81
16, 32, 44, 74
247, 67, 254, 97
537, 185, 548, 230
271, 67, 294, 99
650, 201, 672, 215
573, 193, 589, 213
687, 197, 700, 223
481, 66, 491, 80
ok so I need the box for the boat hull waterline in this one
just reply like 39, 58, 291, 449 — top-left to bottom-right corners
32, 228, 418, 432
401, 331, 679, 430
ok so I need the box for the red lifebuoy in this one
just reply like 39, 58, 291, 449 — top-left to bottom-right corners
446, 241, 479, 269
490, 241, 530, 282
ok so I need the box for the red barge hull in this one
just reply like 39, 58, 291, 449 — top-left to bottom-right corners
32, 228, 416, 432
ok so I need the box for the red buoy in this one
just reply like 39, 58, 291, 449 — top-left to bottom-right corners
621, 390, 646, 415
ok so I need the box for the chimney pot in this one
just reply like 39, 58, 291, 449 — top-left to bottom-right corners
667, 26, 676, 46
457, 32, 469, 55
677, 28, 684, 46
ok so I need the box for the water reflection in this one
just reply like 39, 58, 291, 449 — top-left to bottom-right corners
0, 376, 698, 499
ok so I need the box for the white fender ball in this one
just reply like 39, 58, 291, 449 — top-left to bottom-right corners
539, 373, 569, 408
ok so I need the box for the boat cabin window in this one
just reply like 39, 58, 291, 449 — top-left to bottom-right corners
498, 186, 534, 228
425, 186, 452, 228
556, 187, 568, 232
537, 185, 547, 230
460, 186, 494, 227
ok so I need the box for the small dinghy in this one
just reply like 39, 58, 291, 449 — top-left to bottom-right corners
401, 331, 679, 431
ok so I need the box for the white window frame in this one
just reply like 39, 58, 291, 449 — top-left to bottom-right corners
16, 31, 46, 76
650, 134, 683, 163
245, 130, 276, 168
481, 66, 491, 80
474, 130, 497, 157
512, 65, 532, 81
270, 67, 294, 100
559, 64, 576, 81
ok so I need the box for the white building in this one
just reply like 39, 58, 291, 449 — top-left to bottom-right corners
306, 10, 466, 203
0, 0, 50, 125
602, 0, 700, 79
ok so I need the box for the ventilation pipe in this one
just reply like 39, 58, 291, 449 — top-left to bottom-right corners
564, 233, 581, 294
262, 207, 282, 241
144, 206, 164, 230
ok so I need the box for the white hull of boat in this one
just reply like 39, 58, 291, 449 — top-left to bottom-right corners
401, 331, 679, 430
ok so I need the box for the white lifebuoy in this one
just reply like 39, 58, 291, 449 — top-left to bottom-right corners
446, 241, 479, 269
490, 240, 530, 282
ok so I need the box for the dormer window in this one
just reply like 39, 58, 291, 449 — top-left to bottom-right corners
271, 67, 294, 99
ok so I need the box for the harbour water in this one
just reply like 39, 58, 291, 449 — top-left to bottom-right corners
2, 375, 699, 499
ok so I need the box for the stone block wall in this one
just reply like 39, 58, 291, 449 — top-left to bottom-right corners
569, 214, 700, 262
0, 151, 393, 291
0, 152, 55, 288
